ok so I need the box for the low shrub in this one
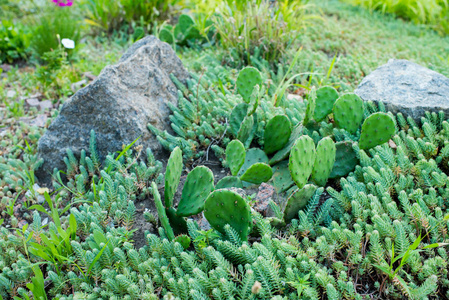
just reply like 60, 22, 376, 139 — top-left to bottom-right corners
0, 20, 30, 63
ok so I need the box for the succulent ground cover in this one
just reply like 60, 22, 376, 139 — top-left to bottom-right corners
2, 0, 449, 299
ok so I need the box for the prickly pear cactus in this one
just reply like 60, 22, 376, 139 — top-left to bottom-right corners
283, 184, 318, 223
264, 115, 292, 155
176, 166, 214, 217
311, 137, 336, 186
226, 140, 246, 176
314, 86, 339, 122
289, 135, 316, 189
229, 103, 249, 136
333, 93, 364, 134
237, 67, 262, 103
164, 147, 183, 207
216, 176, 243, 189
240, 163, 273, 184
152, 182, 175, 241
237, 115, 254, 145
159, 26, 174, 44
329, 141, 359, 179
238, 148, 269, 177
303, 87, 316, 125
204, 189, 251, 241
359, 112, 396, 150
174, 235, 191, 250
247, 85, 260, 116
272, 161, 295, 193
269, 124, 303, 166
166, 206, 188, 235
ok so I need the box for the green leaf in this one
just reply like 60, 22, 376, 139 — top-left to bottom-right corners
423, 243, 449, 249
88, 239, 110, 275
373, 263, 392, 277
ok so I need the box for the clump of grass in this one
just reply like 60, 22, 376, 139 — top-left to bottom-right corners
212, 0, 316, 66
344, 0, 449, 35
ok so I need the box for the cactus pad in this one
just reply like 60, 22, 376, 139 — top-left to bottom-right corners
303, 88, 316, 125
283, 184, 317, 223
314, 86, 339, 122
272, 161, 295, 193
269, 124, 304, 165
237, 67, 262, 103
216, 176, 243, 189
240, 163, 273, 184
229, 103, 249, 136
152, 182, 175, 241
204, 189, 252, 241
264, 115, 292, 155
176, 166, 214, 217
238, 148, 269, 177
237, 115, 254, 145
226, 140, 246, 176
164, 147, 183, 207
329, 141, 358, 179
174, 235, 191, 250
289, 135, 316, 189
359, 112, 396, 150
311, 137, 336, 186
159, 27, 174, 44
333, 93, 364, 134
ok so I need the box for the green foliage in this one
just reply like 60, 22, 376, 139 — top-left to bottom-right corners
333, 93, 364, 134
289, 135, 316, 189
359, 112, 396, 149
314, 86, 339, 122
344, 0, 449, 35
236, 66, 263, 103
0, 20, 30, 63
264, 115, 292, 155
85, 0, 177, 33
212, 0, 314, 65
29, 5, 81, 58
164, 147, 183, 207
225, 140, 246, 176
283, 184, 318, 223
177, 166, 214, 217
204, 189, 251, 240
329, 141, 359, 178
311, 137, 336, 186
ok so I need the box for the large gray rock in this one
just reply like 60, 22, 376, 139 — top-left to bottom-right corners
36, 36, 189, 184
355, 59, 449, 121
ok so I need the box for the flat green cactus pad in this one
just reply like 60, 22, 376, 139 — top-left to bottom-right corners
237, 67, 263, 103
329, 141, 358, 179
264, 115, 292, 155
164, 147, 183, 207
314, 86, 339, 122
216, 176, 244, 189
238, 148, 269, 177
226, 140, 246, 176
283, 184, 317, 223
229, 103, 249, 136
359, 112, 396, 150
289, 135, 316, 189
176, 166, 214, 217
204, 189, 251, 241
269, 124, 304, 166
311, 137, 336, 186
272, 161, 295, 193
240, 162, 273, 184
333, 93, 364, 134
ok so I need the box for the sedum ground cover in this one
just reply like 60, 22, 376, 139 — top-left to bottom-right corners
1, 0, 449, 299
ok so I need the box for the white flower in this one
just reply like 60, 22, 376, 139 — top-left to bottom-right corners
61, 38, 75, 49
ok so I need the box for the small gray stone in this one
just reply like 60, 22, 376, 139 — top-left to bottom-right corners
36, 36, 189, 184
355, 59, 449, 121
38, 100, 53, 111
26, 98, 40, 107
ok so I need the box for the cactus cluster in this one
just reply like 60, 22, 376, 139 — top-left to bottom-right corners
159, 14, 212, 47
153, 147, 215, 236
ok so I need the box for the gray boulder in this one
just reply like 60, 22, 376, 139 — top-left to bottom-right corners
355, 59, 449, 121
36, 36, 189, 184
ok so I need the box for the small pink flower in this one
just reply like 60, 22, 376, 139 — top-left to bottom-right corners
52, 0, 73, 6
